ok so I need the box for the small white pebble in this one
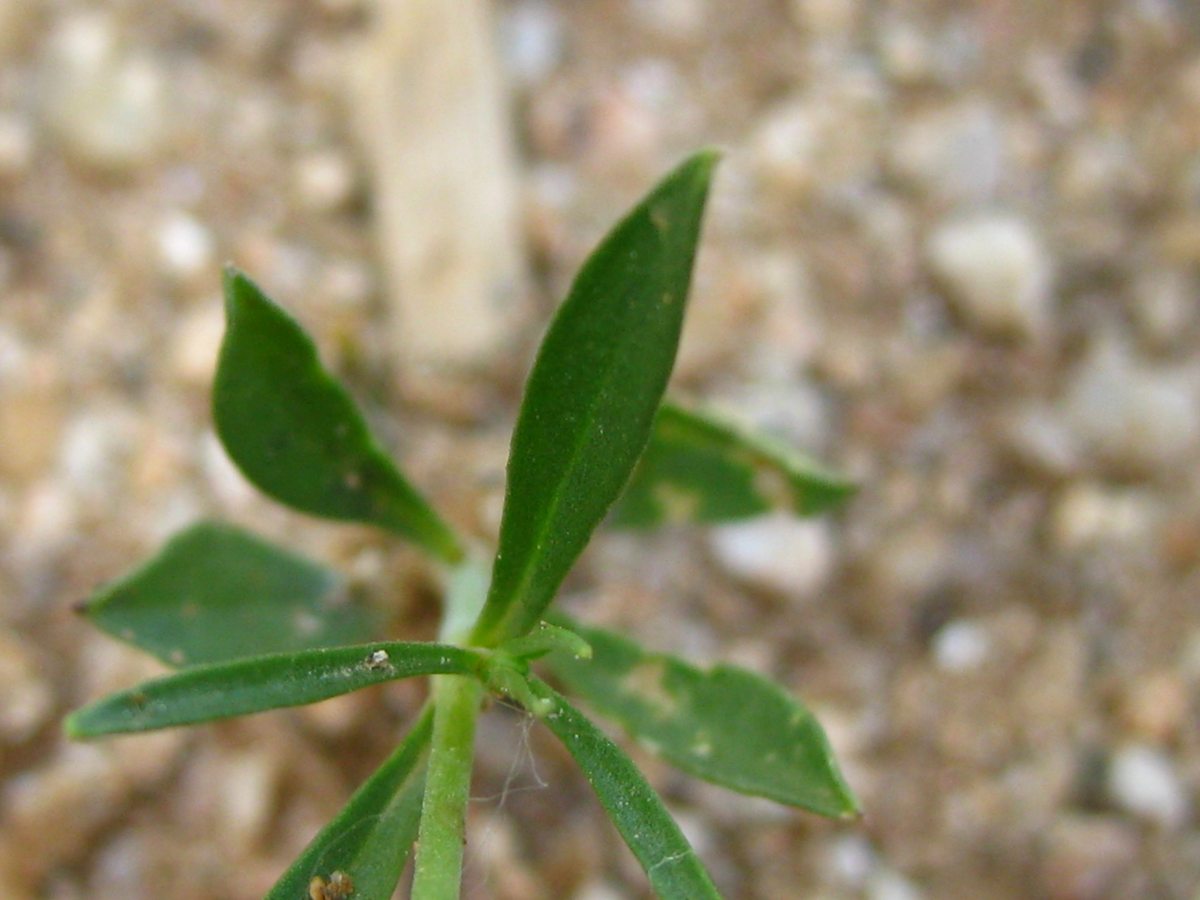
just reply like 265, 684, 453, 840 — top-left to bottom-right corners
570, 881, 625, 900
890, 104, 1004, 203
215, 749, 280, 848
932, 620, 991, 673
1051, 483, 1157, 551
58, 407, 139, 500
869, 866, 924, 900
168, 304, 224, 385
11, 480, 78, 563
1133, 268, 1192, 348
498, 1, 564, 85
0, 631, 53, 741
156, 212, 214, 279
709, 514, 835, 600
0, 114, 34, 176
0, 326, 30, 379
927, 213, 1052, 339
749, 99, 822, 196
320, 259, 375, 309
1062, 336, 1200, 472
294, 150, 357, 211
1002, 404, 1080, 475
45, 13, 169, 171
826, 834, 877, 886
1108, 744, 1189, 828
877, 20, 935, 84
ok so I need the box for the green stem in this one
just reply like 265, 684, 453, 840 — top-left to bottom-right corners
412, 556, 489, 900
412, 674, 481, 900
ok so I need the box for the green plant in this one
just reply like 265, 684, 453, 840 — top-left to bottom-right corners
66, 152, 859, 899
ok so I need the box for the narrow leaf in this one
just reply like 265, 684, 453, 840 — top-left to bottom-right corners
473, 151, 719, 644
528, 677, 722, 899
611, 402, 856, 528
65, 642, 483, 738
216, 268, 462, 562
544, 618, 859, 819
267, 706, 433, 900
79, 521, 377, 668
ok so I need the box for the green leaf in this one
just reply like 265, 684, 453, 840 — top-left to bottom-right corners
79, 521, 377, 668
528, 677, 722, 899
267, 706, 433, 900
499, 621, 593, 663
611, 402, 856, 528
543, 618, 859, 819
65, 642, 484, 738
472, 151, 719, 645
215, 268, 462, 562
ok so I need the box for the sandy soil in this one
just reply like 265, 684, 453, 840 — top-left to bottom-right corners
1, 1, 1198, 897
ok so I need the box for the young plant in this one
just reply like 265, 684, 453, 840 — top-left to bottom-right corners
66, 152, 859, 899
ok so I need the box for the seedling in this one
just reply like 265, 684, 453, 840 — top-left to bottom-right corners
67, 152, 859, 898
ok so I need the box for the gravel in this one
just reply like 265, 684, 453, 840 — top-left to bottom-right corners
1107, 744, 1191, 830
926, 213, 1053, 339
2, 1, 1199, 896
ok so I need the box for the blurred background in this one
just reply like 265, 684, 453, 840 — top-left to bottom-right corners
2, 1, 1199, 897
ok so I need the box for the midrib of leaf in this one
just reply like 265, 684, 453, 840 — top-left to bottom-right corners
474, 151, 718, 645
489, 303, 653, 642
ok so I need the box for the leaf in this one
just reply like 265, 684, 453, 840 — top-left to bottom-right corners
266, 706, 433, 900
543, 618, 859, 819
528, 677, 722, 899
215, 268, 462, 562
472, 151, 719, 645
79, 521, 377, 668
610, 402, 856, 528
65, 642, 483, 738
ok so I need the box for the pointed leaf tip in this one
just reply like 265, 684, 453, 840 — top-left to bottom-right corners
81, 522, 378, 667
214, 271, 462, 561
472, 152, 719, 644
545, 617, 859, 819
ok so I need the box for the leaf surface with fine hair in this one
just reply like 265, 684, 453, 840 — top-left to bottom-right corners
473, 151, 719, 644
66, 642, 482, 737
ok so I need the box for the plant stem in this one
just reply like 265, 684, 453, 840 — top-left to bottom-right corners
412, 558, 489, 900
411, 673, 481, 900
